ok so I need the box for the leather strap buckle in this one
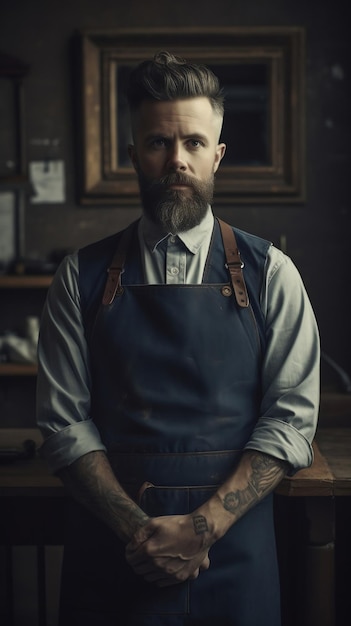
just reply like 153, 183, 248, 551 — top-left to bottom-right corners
218, 218, 249, 308
226, 260, 244, 270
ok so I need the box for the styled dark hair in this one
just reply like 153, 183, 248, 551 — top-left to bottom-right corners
127, 51, 224, 116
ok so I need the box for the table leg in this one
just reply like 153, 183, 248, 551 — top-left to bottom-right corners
304, 497, 335, 626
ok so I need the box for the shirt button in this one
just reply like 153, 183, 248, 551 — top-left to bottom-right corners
170, 267, 179, 275
169, 236, 176, 244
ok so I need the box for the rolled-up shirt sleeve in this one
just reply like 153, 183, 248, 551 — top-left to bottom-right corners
36, 253, 106, 473
244, 247, 320, 473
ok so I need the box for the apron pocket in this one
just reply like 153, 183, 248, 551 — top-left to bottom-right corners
138, 482, 218, 517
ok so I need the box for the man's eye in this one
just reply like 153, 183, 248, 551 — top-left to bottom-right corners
189, 139, 203, 148
150, 138, 166, 149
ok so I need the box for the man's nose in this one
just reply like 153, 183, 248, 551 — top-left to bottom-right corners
166, 143, 187, 171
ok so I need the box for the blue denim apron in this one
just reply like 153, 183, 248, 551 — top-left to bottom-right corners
59, 219, 281, 626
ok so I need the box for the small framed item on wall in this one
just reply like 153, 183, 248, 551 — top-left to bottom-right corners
0, 52, 28, 182
0, 52, 29, 271
0, 190, 16, 272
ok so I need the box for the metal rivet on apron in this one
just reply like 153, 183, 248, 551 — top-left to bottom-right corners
221, 286, 232, 297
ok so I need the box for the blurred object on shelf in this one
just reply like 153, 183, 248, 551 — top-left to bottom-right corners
0, 315, 39, 364
0, 438, 36, 464
9, 257, 58, 276
7, 247, 73, 276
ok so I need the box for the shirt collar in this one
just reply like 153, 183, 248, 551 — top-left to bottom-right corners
139, 206, 214, 255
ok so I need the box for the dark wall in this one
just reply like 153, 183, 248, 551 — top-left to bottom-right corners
1, 0, 350, 381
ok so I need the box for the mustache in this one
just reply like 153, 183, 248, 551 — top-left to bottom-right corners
148, 172, 199, 192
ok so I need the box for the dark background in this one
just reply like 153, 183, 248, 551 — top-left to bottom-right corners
0, 4, 350, 624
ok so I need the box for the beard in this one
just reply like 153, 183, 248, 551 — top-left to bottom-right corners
137, 170, 215, 234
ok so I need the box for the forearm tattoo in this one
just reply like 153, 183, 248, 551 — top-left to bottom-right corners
59, 451, 148, 541
223, 453, 287, 517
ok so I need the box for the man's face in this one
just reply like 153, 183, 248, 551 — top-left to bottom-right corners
128, 97, 226, 233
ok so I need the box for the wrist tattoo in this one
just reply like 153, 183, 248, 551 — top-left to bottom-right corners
193, 515, 209, 535
223, 482, 257, 513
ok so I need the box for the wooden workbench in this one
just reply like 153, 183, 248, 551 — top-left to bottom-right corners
1, 427, 350, 626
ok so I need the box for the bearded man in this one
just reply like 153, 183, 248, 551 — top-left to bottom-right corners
37, 51, 320, 626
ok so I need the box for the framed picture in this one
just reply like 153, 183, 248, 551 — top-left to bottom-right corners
76, 27, 305, 205
0, 191, 16, 271
0, 52, 29, 272
0, 52, 28, 182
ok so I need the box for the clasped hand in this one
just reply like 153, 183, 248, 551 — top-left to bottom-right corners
125, 514, 211, 587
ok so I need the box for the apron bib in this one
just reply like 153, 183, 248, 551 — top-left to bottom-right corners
60, 220, 280, 626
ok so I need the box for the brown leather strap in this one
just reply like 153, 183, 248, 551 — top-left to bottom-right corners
102, 222, 135, 305
218, 218, 249, 308
102, 218, 249, 308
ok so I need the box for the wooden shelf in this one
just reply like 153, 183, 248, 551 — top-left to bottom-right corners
0, 275, 53, 288
0, 276, 51, 377
0, 363, 37, 376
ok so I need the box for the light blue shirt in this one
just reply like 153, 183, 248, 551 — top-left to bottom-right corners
37, 209, 320, 474
139, 207, 214, 285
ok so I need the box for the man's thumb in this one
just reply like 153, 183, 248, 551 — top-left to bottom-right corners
127, 521, 155, 551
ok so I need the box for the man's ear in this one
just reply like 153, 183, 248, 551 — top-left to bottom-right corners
128, 144, 138, 171
213, 143, 226, 173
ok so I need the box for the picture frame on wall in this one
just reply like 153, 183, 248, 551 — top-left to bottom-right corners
76, 27, 305, 206
0, 52, 28, 183
0, 190, 16, 272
